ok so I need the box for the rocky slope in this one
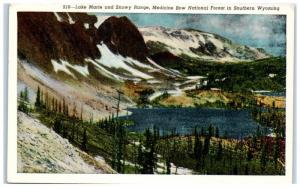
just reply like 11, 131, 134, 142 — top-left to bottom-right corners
17, 111, 115, 173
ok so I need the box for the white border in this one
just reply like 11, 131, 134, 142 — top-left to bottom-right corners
6, 2, 295, 184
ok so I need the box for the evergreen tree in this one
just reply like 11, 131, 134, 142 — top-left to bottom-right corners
203, 136, 210, 155
18, 91, 27, 113
136, 88, 154, 107
223, 130, 228, 139
62, 122, 68, 138
52, 97, 55, 111
20, 91, 24, 99
216, 141, 223, 161
81, 127, 87, 151
116, 124, 125, 173
200, 127, 204, 136
233, 164, 238, 175
256, 126, 261, 138
153, 126, 160, 142
137, 140, 143, 173
166, 158, 171, 174
208, 124, 213, 138
187, 135, 193, 156
24, 87, 29, 102
53, 119, 62, 134
215, 127, 220, 138
58, 101, 62, 114
63, 98, 66, 115
194, 129, 202, 169
260, 143, 267, 171
247, 148, 253, 161
55, 99, 58, 112
141, 129, 157, 174
45, 91, 49, 110
273, 134, 280, 168
244, 164, 249, 175
35, 86, 41, 108
71, 121, 75, 142
40, 90, 44, 108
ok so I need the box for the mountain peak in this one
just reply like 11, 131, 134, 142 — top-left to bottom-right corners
97, 16, 148, 62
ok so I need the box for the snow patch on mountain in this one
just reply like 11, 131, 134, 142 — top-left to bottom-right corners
53, 12, 63, 22
146, 57, 183, 77
51, 60, 75, 78
94, 16, 110, 28
85, 58, 123, 81
149, 91, 164, 101
269, 73, 277, 78
95, 43, 153, 79
186, 76, 206, 80
147, 79, 161, 84
17, 111, 114, 173
51, 59, 89, 77
21, 60, 73, 95
140, 26, 200, 58
67, 13, 75, 24
70, 63, 89, 77
168, 87, 183, 96
84, 23, 89, 29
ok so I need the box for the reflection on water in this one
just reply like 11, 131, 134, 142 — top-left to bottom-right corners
122, 108, 269, 139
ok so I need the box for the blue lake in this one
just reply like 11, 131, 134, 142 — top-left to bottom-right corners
254, 91, 286, 97
123, 108, 267, 139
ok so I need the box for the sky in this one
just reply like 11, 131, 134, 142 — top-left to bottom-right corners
95, 13, 286, 56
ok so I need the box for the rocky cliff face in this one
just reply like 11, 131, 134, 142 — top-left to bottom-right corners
18, 13, 150, 75
150, 51, 182, 68
18, 12, 101, 70
97, 16, 149, 62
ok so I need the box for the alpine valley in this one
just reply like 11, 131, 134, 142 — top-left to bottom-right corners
17, 12, 286, 175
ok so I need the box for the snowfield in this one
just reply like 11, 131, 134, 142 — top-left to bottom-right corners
53, 12, 63, 22
17, 111, 115, 173
95, 43, 153, 79
140, 26, 202, 58
66, 13, 75, 24
139, 26, 269, 62
94, 16, 110, 28
85, 58, 124, 81
51, 59, 90, 78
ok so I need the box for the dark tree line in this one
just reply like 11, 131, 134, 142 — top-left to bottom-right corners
33, 86, 89, 152
18, 87, 30, 113
136, 128, 159, 174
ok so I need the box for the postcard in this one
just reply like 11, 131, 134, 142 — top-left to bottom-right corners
7, 1, 295, 183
